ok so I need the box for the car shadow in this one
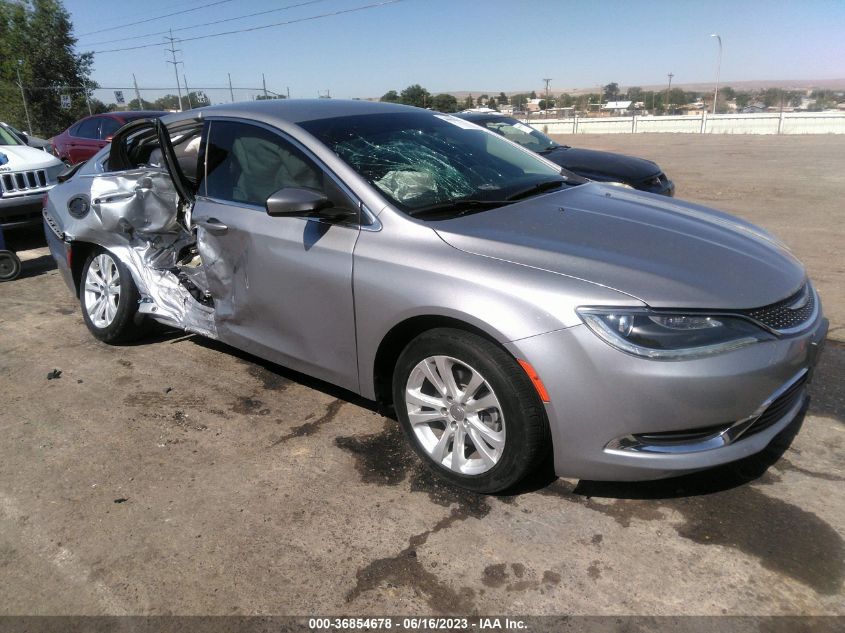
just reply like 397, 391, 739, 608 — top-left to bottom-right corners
15, 254, 57, 280
188, 335, 379, 413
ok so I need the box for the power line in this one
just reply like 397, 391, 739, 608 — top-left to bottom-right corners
79, 0, 330, 46
91, 0, 405, 54
77, 0, 235, 37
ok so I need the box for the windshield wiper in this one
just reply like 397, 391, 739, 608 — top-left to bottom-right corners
409, 199, 505, 219
505, 179, 565, 201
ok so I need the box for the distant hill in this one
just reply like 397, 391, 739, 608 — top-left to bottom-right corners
438, 78, 845, 99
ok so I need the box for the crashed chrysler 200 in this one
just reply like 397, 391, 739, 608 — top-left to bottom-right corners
44, 100, 827, 493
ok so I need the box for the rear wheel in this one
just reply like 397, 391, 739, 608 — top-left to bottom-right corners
392, 328, 550, 493
80, 249, 144, 343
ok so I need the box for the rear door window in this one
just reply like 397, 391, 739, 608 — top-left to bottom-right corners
99, 117, 122, 140
75, 117, 101, 139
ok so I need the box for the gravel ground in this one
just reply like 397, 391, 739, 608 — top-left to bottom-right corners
0, 134, 843, 617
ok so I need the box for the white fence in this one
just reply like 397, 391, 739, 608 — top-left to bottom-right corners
520, 111, 845, 135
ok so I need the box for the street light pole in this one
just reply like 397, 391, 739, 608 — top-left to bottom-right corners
710, 33, 722, 115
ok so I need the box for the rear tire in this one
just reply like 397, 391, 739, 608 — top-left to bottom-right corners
392, 328, 550, 493
0, 250, 22, 281
79, 248, 145, 344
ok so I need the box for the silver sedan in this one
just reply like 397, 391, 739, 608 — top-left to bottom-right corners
44, 100, 827, 492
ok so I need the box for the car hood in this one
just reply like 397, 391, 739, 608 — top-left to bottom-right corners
431, 183, 805, 309
543, 146, 661, 182
0, 144, 63, 170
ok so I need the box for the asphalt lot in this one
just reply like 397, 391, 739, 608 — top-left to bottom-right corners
0, 134, 843, 616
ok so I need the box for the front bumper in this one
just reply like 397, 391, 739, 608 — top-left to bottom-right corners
507, 309, 828, 481
0, 194, 46, 229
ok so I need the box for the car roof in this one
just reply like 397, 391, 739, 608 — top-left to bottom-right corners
454, 112, 513, 123
170, 99, 423, 126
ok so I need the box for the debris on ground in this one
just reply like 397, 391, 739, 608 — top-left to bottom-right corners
113, 498, 128, 504
46, 369, 62, 380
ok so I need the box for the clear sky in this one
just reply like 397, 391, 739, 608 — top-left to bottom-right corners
63, 0, 845, 105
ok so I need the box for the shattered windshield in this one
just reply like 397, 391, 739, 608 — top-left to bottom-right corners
480, 118, 559, 153
301, 112, 569, 217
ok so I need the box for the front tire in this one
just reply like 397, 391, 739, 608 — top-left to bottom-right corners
392, 328, 550, 493
80, 248, 144, 344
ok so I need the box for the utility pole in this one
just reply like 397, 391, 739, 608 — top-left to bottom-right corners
15, 63, 33, 134
228, 73, 235, 102
542, 77, 552, 116
164, 29, 184, 111
132, 73, 143, 109
286, 86, 290, 99
262, 73, 268, 99
665, 72, 674, 115
84, 82, 93, 116
183, 74, 193, 109
710, 34, 722, 115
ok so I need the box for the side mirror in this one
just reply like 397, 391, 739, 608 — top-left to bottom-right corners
266, 187, 356, 222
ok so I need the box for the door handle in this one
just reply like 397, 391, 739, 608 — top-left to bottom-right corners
197, 218, 228, 235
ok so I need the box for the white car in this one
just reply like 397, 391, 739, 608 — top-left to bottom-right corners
0, 124, 64, 231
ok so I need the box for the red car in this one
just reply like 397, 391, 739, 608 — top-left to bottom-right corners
51, 111, 167, 165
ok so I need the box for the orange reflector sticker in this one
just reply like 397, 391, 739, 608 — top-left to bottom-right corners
518, 359, 550, 402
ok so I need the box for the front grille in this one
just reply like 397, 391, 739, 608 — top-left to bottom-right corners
1, 169, 48, 195
740, 283, 816, 333
743, 373, 808, 438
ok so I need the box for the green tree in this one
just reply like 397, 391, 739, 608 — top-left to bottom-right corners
626, 86, 643, 102
603, 82, 620, 101
511, 93, 529, 109
400, 84, 431, 108
380, 90, 400, 103
152, 94, 183, 111
487, 95, 497, 109
0, 0, 97, 136
127, 97, 157, 110
476, 93, 488, 106
529, 90, 537, 99
462, 94, 474, 109
497, 91, 509, 105
431, 93, 458, 113
734, 91, 753, 109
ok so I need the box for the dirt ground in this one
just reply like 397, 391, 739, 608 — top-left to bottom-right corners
0, 134, 843, 617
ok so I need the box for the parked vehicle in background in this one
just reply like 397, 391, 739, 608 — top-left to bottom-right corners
51, 111, 167, 165
44, 100, 825, 493
1, 123, 64, 230
455, 112, 675, 196
0, 121, 52, 153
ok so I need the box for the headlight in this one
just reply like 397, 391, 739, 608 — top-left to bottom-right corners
576, 307, 773, 360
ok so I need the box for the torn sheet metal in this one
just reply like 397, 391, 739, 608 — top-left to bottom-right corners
57, 167, 218, 338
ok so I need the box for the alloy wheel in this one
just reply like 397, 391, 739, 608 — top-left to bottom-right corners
405, 355, 506, 475
84, 253, 121, 328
